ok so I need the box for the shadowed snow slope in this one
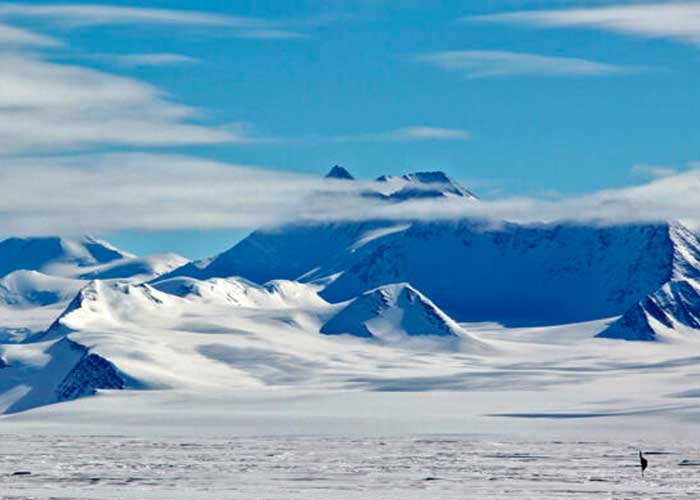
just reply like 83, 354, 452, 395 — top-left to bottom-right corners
596, 225, 700, 341
158, 221, 395, 285
79, 253, 188, 281
321, 283, 465, 339
0, 236, 186, 283
0, 236, 131, 278
0, 271, 83, 308
598, 279, 700, 341
163, 220, 700, 326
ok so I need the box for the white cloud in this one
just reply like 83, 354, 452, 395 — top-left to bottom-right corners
630, 163, 680, 179
2, 153, 700, 235
417, 50, 628, 78
0, 52, 240, 153
0, 153, 379, 234
0, 21, 60, 46
384, 126, 471, 141
109, 53, 199, 68
329, 126, 471, 143
0, 3, 305, 39
471, 3, 700, 45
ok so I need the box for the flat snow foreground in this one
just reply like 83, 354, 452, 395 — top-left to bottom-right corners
1, 425, 700, 499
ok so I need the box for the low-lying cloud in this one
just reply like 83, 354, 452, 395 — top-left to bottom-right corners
1, 152, 699, 236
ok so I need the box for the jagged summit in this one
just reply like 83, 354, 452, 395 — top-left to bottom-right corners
325, 165, 354, 180
374, 170, 478, 201
399, 171, 478, 200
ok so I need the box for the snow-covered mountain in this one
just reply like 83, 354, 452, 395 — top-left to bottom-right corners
597, 280, 700, 341
0, 236, 131, 278
4, 167, 700, 416
376, 171, 479, 201
163, 217, 697, 326
0, 236, 188, 341
159, 167, 700, 327
594, 224, 700, 341
0, 270, 83, 308
152, 276, 328, 309
0, 236, 187, 282
0, 336, 124, 414
321, 282, 474, 343
78, 253, 188, 281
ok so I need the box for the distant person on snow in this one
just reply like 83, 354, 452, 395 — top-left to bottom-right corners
639, 450, 648, 477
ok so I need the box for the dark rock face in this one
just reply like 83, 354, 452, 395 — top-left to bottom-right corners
56, 353, 125, 402
325, 165, 355, 180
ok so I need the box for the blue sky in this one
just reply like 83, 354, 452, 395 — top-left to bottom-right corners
1, 1, 700, 258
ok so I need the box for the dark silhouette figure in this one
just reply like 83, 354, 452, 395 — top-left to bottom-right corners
639, 450, 648, 477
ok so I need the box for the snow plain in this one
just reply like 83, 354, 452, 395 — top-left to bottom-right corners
4, 433, 700, 500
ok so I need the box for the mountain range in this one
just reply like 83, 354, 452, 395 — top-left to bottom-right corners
2, 166, 700, 413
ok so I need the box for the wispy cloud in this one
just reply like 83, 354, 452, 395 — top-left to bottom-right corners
2, 153, 700, 234
630, 163, 680, 179
384, 126, 471, 141
109, 53, 199, 68
471, 3, 700, 45
417, 50, 629, 78
0, 3, 305, 39
0, 52, 240, 153
0, 21, 60, 46
329, 126, 471, 143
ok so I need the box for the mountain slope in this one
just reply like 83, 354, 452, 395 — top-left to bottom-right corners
0, 270, 83, 308
381, 171, 479, 201
0, 236, 131, 278
597, 279, 700, 341
158, 167, 479, 284
0, 336, 124, 414
79, 253, 189, 281
595, 224, 700, 341
157, 221, 393, 284
321, 283, 482, 349
153, 276, 328, 309
163, 219, 696, 326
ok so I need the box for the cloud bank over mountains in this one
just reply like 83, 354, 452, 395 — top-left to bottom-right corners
0, 153, 698, 235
